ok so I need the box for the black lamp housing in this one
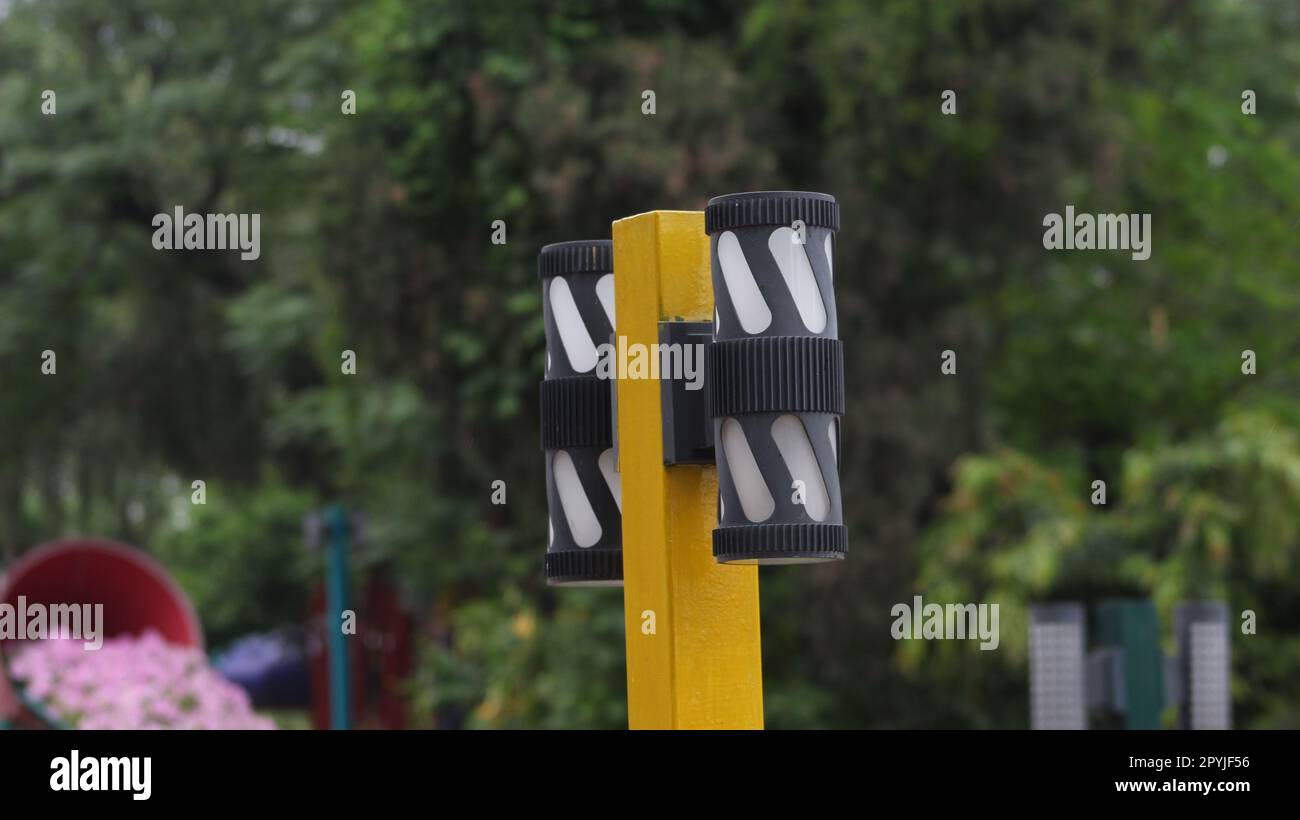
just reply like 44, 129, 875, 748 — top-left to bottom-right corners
704, 191, 847, 564
539, 240, 623, 586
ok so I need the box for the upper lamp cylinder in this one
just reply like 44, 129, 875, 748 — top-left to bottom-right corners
539, 240, 623, 585
705, 191, 846, 564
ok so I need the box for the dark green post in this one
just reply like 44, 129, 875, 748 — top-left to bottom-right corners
325, 505, 352, 730
1096, 599, 1164, 729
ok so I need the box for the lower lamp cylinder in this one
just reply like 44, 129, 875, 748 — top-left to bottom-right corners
538, 240, 623, 586
705, 191, 846, 564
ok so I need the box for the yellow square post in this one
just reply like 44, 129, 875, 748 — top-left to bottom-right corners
611, 210, 764, 729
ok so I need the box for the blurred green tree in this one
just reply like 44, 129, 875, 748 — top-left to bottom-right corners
2, 0, 1298, 728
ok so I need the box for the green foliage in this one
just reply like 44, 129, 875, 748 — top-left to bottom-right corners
914, 412, 1300, 728
2, 0, 1299, 727
151, 480, 319, 649
411, 587, 627, 729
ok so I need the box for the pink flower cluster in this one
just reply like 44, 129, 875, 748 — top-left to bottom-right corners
9, 630, 276, 730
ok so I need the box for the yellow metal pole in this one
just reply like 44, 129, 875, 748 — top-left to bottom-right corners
611, 210, 764, 729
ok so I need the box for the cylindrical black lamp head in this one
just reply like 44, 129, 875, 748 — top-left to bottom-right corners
539, 240, 622, 586
705, 191, 846, 564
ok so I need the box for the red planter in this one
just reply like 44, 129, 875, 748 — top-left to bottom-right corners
0, 538, 203, 726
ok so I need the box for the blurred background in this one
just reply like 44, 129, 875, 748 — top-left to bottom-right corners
1, 0, 1298, 728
